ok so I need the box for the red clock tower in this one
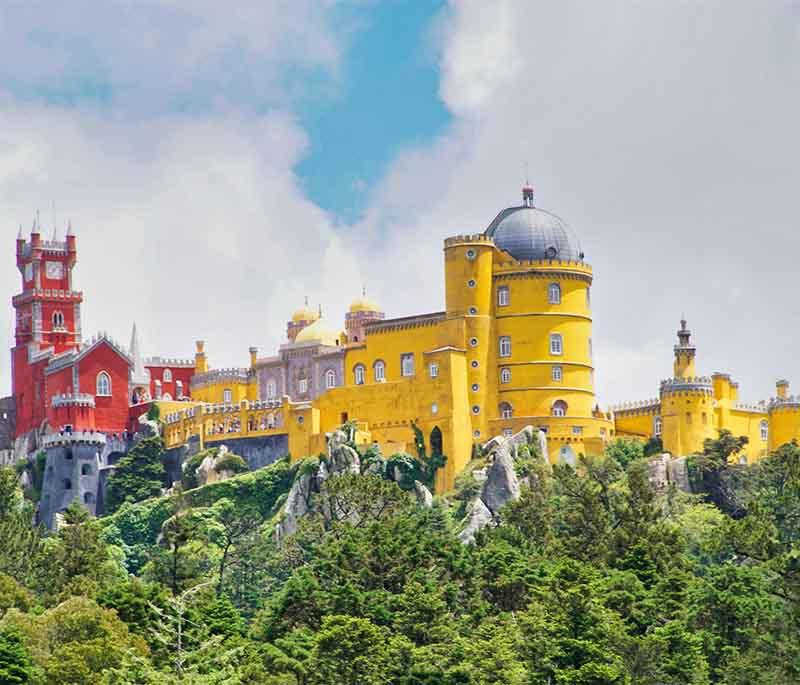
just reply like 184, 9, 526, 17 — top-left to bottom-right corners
12, 221, 84, 435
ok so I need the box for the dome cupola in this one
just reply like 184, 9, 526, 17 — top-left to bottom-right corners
484, 186, 584, 262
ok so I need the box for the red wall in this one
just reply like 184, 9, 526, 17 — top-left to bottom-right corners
76, 342, 130, 433
146, 365, 195, 400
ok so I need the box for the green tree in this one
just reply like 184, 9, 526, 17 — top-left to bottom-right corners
604, 437, 645, 469
105, 436, 168, 514
0, 628, 33, 685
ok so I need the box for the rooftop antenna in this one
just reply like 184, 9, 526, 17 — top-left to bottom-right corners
51, 201, 57, 241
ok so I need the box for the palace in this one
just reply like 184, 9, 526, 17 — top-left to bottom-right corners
6, 186, 800, 523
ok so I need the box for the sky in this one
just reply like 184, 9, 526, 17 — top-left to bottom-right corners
1, 0, 800, 408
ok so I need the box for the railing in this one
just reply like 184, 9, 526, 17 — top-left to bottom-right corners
42, 430, 107, 447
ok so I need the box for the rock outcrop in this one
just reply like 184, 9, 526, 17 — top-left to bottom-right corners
647, 453, 692, 493
458, 497, 494, 544
276, 471, 314, 540
414, 480, 433, 508
326, 429, 360, 475
482, 447, 520, 515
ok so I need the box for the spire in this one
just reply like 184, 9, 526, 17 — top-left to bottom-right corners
17, 224, 22, 239
128, 322, 150, 386
66, 220, 74, 236
522, 182, 534, 207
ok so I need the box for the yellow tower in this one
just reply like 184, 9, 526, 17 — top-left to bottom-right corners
195, 340, 208, 374
661, 320, 714, 456
768, 380, 800, 450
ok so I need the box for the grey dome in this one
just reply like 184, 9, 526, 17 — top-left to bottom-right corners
484, 203, 584, 262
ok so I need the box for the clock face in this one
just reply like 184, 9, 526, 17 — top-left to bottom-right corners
46, 261, 63, 279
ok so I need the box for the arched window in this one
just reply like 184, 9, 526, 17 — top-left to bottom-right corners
267, 413, 276, 429
500, 368, 511, 384
761, 420, 768, 441
154, 380, 162, 399
81, 463, 92, 476
325, 369, 336, 389
549, 333, 563, 355
552, 400, 568, 417
548, 283, 561, 304
63, 478, 72, 490
298, 377, 308, 394
401, 353, 415, 377
163, 369, 172, 382
430, 426, 443, 456
354, 364, 366, 385
96, 371, 111, 396
52, 311, 64, 328
266, 379, 277, 399
176, 380, 183, 398
500, 402, 513, 419
497, 286, 510, 307
84, 492, 95, 505
223, 388, 232, 403
499, 336, 511, 357
374, 360, 386, 382
429, 362, 439, 378
654, 416, 662, 436
552, 365, 563, 382
162, 393, 173, 401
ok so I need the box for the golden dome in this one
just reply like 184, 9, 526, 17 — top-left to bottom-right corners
348, 291, 380, 314
291, 299, 320, 324
294, 318, 343, 346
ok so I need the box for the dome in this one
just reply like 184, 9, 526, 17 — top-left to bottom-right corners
294, 318, 343, 346
484, 187, 583, 262
291, 300, 320, 324
349, 294, 380, 314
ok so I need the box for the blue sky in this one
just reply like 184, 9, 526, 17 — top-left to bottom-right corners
296, 0, 451, 221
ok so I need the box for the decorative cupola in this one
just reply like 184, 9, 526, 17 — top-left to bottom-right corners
287, 297, 320, 342
673, 318, 697, 379
345, 288, 385, 343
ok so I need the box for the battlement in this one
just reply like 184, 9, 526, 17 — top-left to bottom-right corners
734, 402, 768, 414
366, 311, 446, 334
164, 397, 284, 424
660, 376, 713, 394
51, 393, 95, 408
42, 430, 107, 447
144, 356, 194, 367
190, 367, 253, 389
12, 288, 83, 306
768, 396, 800, 411
443, 234, 495, 247
611, 399, 660, 415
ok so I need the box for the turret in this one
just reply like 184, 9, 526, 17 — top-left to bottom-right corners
673, 318, 696, 378
249, 346, 258, 369
345, 289, 384, 343
777, 379, 789, 400
195, 340, 208, 374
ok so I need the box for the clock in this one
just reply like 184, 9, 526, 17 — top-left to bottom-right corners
46, 261, 63, 279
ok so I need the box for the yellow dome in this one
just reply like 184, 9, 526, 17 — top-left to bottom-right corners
349, 295, 380, 314
294, 318, 343, 346
291, 302, 320, 323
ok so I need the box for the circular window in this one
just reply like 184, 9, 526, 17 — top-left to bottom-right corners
297, 416, 304, 424
467, 279, 476, 288
471, 360, 479, 368
469, 306, 478, 315
471, 383, 479, 392
469, 337, 479, 347
473, 430, 481, 438
466, 249, 476, 260
545, 246, 558, 259
472, 405, 480, 415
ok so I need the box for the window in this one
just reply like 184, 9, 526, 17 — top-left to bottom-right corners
162, 393, 172, 401
431, 403, 438, 414
81, 463, 92, 475
761, 420, 768, 441
298, 378, 308, 394
467, 279, 476, 288
429, 362, 439, 379
500, 368, 511, 384
471, 383, 479, 392
374, 360, 386, 381
83, 492, 95, 505
176, 380, 183, 397
548, 283, 561, 304
499, 336, 511, 357
469, 337, 479, 347
471, 360, 479, 369
497, 286, 510, 307
500, 402, 513, 419
472, 405, 480, 415
654, 416, 662, 436
266, 379, 277, 398
469, 306, 478, 315
154, 380, 162, 399
685, 412, 692, 424
572, 426, 583, 435
223, 388, 232, 403
552, 365, 563, 382
52, 311, 64, 328
401, 353, 415, 377
549, 333, 563, 355
96, 371, 111, 396
503, 428, 513, 437
466, 249, 476, 260
325, 369, 336, 389
63, 478, 72, 490
552, 400, 568, 417
473, 430, 481, 438
163, 369, 172, 382
354, 365, 366, 385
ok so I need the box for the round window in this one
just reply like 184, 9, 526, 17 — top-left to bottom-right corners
297, 416, 304, 424
545, 246, 558, 259
471, 360, 479, 368
467, 279, 476, 288
473, 430, 481, 438
469, 306, 478, 315
471, 405, 480, 415
469, 337, 479, 347
471, 383, 479, 392
466, 249, 476, 260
